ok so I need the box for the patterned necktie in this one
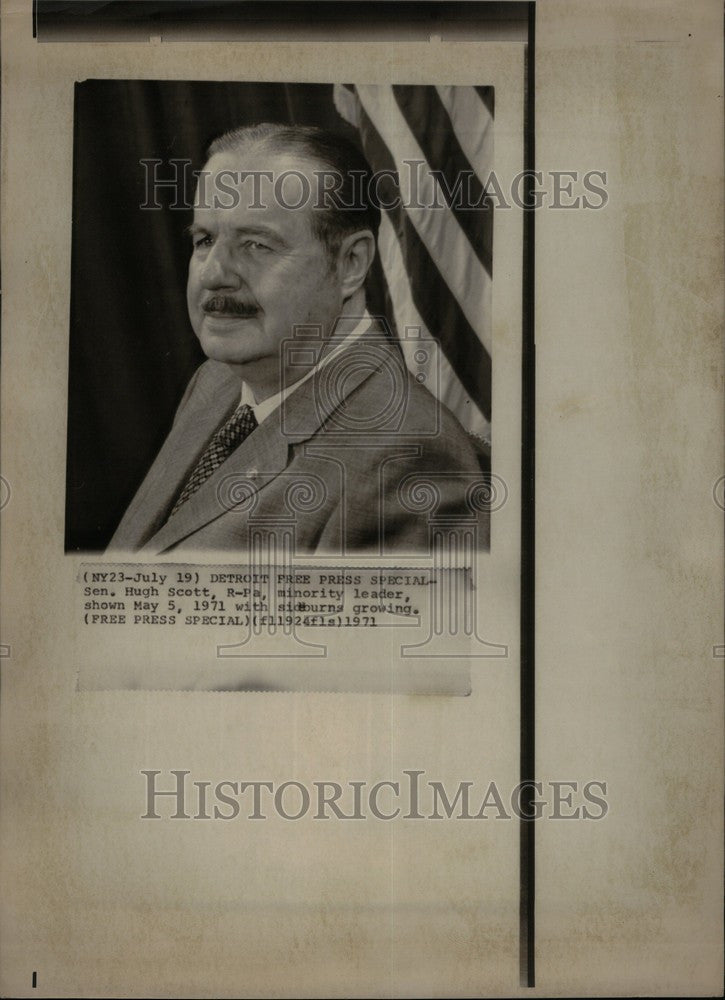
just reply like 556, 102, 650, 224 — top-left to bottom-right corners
169, 403, 257, 517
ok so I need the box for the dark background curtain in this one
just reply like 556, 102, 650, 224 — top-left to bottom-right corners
65, 80, 389, 550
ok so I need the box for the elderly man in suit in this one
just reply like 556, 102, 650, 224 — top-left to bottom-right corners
109, 123, 488, 555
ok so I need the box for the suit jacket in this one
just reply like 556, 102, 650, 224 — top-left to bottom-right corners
108, 325, 489, 555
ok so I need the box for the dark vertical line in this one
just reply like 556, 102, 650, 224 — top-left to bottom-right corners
32, 971, 37, 988
519, 0, 536, 989
65, 81, 82, 551
32, 0, 38, 38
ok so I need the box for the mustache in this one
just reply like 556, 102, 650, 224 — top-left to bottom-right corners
201, 295, 259, 317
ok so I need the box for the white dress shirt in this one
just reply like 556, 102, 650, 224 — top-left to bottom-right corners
239, 311, 373, 425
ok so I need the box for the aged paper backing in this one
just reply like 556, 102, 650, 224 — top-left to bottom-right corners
1, 0, 722, 996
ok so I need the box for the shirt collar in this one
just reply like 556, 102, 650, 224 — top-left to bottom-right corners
240, 310, 373, 426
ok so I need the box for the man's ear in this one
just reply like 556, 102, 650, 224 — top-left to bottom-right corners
337, 229, 376, 301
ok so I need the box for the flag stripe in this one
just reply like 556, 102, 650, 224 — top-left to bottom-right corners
356, 84, 492, 357
392, 84, 492, 275
356, 101, 492, 420
475, 85, 495, 118
376, 211, 491, 441
435, 84, 494, 191
334, 82, 360, 127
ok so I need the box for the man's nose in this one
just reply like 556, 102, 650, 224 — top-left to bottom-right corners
198, 241, 243, 289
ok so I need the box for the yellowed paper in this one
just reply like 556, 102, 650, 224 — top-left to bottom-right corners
0, 1, 722, 997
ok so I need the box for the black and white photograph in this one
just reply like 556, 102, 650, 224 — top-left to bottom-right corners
66, 81, 495, 556
1, 1, 722, 997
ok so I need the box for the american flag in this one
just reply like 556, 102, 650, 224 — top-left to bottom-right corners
334, 83, 494, 453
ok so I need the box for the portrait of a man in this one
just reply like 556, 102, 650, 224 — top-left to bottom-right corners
65, 83, 494, 555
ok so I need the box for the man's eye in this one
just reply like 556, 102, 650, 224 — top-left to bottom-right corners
193, 234, 213, 249
243, 240, 271, 253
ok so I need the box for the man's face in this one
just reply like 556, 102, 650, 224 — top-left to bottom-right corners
186, 148, 343, 386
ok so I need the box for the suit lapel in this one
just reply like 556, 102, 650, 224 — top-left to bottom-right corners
110, 363, 239, 550
280, 320, 398, 443
139, 322, 398, 552
143, 409, 290, 552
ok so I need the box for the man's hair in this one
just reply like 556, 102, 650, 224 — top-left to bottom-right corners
206, 122, 381, 262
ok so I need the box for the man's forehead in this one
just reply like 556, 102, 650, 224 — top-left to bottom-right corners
194, 146, 323, 224
203, 146, 322, 186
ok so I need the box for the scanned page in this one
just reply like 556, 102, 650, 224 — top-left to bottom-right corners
0, 1, 722, 997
